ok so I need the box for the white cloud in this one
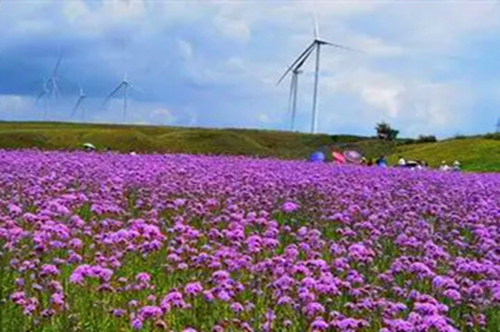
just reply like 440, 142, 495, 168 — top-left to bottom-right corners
351, 35, 405, 58
62, 0, 89, 23
226, 57, 245, 73
257, 113, 270, 124
213, 15, 251, 43
0, 95, 31, 112
321, 68, 466, 137
149, 108, 177, 125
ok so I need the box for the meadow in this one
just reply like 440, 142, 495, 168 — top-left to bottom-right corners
1, 150, 500, 331
2, 121, 500, 171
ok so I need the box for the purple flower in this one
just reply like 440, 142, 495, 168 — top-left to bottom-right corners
131, 318, 143, 330
184, 282, 203, 296
10, 291, 25, 304
303, 302, 325, 318
136, 272, 151, 284
231, 302, 244, 313
443, 289, 462, 302
40, 264, 60, 277
161, 290, 185, 309
50, 293, 65, 307
112, 309, 125, 317
138, 306, 162, 319
282, 202, 299, 213
310, 318, 329, 331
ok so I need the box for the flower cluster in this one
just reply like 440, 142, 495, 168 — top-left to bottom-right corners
0, 150, 500, 331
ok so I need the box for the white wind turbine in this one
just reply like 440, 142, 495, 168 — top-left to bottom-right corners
35, 78, 50, 120
277, 9, 362, 134
35, 51, 63, 121
71, 82, 87, 122
48, 51, 63, 100
103, 71, 140, 123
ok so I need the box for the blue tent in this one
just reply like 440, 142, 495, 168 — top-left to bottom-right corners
310, 151, 325, 162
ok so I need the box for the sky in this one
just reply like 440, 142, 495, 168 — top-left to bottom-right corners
0, 0, 500, 138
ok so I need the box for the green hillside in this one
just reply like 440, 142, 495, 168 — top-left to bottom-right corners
0, 121, 400, 160
0, 121, 498, 172
393, 137, 500, 172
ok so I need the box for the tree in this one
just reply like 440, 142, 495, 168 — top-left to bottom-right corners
375, 122, 399, 141
417, 135, 437, 143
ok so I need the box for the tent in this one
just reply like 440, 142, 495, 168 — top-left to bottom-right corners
310, 151, 325, 162
332, 151, 346, 164
343, 150, 363, 164
83, 143, 96, 150
405, 160, 419, 168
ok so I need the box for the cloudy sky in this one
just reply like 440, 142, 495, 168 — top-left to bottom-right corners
0, 0, 500, 138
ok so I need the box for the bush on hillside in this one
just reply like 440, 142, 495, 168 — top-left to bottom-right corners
484, 133, 500, 140
416, 135, 437, 143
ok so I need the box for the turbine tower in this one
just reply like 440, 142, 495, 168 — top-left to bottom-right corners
277, 11, 361, 134
35, 79, 49, 120
103, 72, 135, 123
288, 68, 302, 132
71, 83, 87, 122
496, 117, 500, 133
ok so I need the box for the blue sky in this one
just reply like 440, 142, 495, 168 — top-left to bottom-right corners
0, 0, 500, 138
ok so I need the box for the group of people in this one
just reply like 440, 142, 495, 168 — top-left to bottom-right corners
360, 156, 389, 167
438, 160, 461, 171
359, 156, 461, 171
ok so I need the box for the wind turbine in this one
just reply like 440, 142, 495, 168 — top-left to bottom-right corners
48, 51, 63, 99
34, 50, 63, 121
285, 45, 313, 132
71, 83, 87, 122
103, 72, 139, 123
277, 11, 362, 134
35, 78, 49, 120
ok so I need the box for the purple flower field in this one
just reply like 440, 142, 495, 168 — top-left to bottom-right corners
1, 151, 500, 331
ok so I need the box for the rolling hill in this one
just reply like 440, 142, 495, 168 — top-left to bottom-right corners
0, 121, 498, 172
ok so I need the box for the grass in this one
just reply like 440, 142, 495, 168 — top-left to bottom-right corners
393, 138, 500, 172
0, 121, 499, 172
0, 122, 398, 161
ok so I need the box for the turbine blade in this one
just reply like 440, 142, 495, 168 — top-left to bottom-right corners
52, 51, 63, 77
71, 96, 84, 118
35, 90, 46, 104
129, 83, 144, 95
276, 42, 316, 85
312, 0, 319, 38
52, 79, 61, 99
78, 79, 84, 93
322, 41, 365, 54
295, 45, 316, 71
103, 82, 125, 106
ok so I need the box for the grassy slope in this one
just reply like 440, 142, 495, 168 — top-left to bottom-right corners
0, 121, 498, 171
394, 138, 500, 172
0, 122, 398, 160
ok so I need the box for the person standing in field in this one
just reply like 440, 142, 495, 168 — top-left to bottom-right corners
376, 155, 388, 167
